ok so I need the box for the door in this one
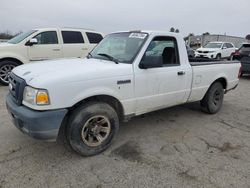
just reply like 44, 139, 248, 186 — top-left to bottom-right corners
134, 36, 191, 114
222, 43, 231, 58
61, 31, 89, 58
28, 31, 62, 61
226, 43, 235, 57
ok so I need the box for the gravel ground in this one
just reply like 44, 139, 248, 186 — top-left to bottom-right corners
0, 77, 250, 188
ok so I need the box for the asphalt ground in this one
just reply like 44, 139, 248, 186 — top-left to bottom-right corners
0, 77, 250, 188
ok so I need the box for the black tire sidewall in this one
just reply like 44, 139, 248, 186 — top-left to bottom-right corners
204, 82, 224, 114
216, 54, 221, 60
67, 102, 119, 156
0, 60, 19, 85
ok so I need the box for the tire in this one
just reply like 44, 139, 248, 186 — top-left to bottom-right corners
229, 54, 234, 61
215, 54, 221, 60
0, 60, 19, 85
66, 102, 119, 156
200, 82, 224, 114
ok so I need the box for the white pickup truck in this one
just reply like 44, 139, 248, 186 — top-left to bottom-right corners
6, 31, 241, 156
0, 28, 104, 85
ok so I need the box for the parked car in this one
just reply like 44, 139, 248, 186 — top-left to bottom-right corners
195, 42, 236, 60
186, 45, 195, 58
6, 31, 241, 156
0, 28, 104, 85
233, 43, 250, 76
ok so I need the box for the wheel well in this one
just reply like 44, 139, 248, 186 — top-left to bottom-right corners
213, 77, 227, 89
0, 57, 23, 65
70, 95, 124, 120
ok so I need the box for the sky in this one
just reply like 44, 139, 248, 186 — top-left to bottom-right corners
0, 0, 249, 38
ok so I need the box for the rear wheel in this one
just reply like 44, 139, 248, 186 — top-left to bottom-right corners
200, 82, 224, 114
228, 53, 234, 61
67, 102, 119, 156
0, 60, 19, 85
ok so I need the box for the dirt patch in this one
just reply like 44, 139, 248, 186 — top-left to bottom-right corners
111, 141, 143, 163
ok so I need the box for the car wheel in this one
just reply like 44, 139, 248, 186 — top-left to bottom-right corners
67, 102, 119, 156
229, 54, 234, 61
0, 60, 19, 85
200, 82, 224, 114
215, 54, 221, 60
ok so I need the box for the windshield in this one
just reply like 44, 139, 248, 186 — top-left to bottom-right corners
7, 30, 37, 44
90, 32, 148, 63
204, 42, 222, 49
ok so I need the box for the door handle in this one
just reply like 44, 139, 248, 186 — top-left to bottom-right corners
177, 71, 185, 76
53, 49, 60, 51
82, 48, 88, 50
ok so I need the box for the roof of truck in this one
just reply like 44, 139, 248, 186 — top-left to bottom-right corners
110, 30, 183, 37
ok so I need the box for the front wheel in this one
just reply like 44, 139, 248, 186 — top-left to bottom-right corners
67, 102, 119, 156
0, 60, 19, 85
215, 54, 221, 60
200, 82, 224, 114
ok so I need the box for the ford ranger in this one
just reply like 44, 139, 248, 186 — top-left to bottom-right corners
6, 31, 241, 156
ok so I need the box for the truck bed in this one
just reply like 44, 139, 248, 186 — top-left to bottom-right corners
189, 58, 239, 66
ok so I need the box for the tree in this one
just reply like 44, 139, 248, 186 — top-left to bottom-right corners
170, 27, 175, 32
175, 29, 180, 33
202, 32, 210, 35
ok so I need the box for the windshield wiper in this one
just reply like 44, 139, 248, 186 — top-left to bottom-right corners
97, 53, 119, 64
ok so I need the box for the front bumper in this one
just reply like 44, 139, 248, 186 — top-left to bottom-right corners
6, 94, 68, 141
195, 52, 216, 59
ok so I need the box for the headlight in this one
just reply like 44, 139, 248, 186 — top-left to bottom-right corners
208, 51, 215, 53
23, 86, 50, 105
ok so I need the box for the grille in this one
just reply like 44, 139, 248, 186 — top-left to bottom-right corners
9, 73, 26, 105
198, 51, 208, 54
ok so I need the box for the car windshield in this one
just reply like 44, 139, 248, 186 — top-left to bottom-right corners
204, 42, 222, 48
7, 30, 37, 44
90, 32, 148, 64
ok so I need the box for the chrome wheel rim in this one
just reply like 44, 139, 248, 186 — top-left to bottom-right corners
0, 64, 15, 84
81, 115, 111, 147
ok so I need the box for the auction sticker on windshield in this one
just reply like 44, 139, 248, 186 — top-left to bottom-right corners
129, 33, 147, 39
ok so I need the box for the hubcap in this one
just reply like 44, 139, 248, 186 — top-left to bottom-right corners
81, 115, 111, 147
0, 64, 15, 83
213, 90, 222, 106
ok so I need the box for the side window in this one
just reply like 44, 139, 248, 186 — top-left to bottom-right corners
33, 31, 58, 44
86, 32, 103, 44
144, 36, 179, 66
61, 31, 84, 44
222, 43, 227, 49
226, 43, 233, 48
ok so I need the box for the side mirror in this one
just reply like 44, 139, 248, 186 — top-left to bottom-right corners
25, 38, 38, 46
139, 54, 162, 69
222, 46, 227, 49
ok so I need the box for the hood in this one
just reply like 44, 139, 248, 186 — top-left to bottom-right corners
0, 42, 16, 49
196, 47, 220, 52
12, 58, 133, 87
